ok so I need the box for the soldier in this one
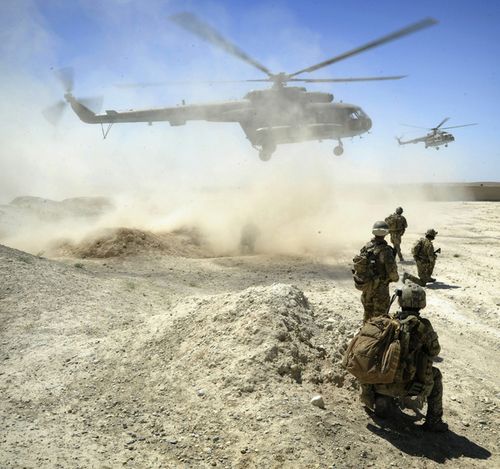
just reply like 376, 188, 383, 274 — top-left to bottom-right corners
371, 282, 448, 432
240, 222, 260, 255
354, 221, 399, 323
385, 207, 408, 261
404, 229, 439, 286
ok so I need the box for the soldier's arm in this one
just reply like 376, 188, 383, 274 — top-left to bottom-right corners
385, 247, 399, 282
403, 216, 408, 232
424, 241, 436, 261
420, 318, 441, 357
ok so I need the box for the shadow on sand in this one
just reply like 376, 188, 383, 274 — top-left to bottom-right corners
366, 409, 491, 464
427, 281, 461, 290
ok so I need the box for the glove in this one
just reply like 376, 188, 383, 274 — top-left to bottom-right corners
407, 381, 424, 396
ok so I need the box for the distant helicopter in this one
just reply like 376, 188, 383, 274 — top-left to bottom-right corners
397, 117, 477, 150
44, 14, 436, 161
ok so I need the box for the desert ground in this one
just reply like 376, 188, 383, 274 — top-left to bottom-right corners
0, 199, 498, 468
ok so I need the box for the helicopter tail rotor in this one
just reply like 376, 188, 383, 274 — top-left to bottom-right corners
43, 67, 102, 125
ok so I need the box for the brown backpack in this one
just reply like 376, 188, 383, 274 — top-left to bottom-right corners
352, 243, 379, 291
342, 316, 401, 384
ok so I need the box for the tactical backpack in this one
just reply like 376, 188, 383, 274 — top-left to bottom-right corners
386, 214, 405, 232
352, 244, 378, 291
342, 316, 401, 384
385, 214, 398, 231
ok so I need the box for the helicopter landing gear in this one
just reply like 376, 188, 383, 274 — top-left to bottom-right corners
445, 144, 448, 147
259, 142, 276, 162
333, 141, 344, 156
436, 147, 439, 150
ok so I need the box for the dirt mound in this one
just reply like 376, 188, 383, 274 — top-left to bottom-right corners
52, 227, 211, 258
106, 283, 360, 466
147, 284, 355, 392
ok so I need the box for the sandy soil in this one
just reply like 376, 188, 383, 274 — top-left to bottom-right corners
0, 201, 498, 468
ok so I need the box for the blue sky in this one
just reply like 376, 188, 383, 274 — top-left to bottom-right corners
0, 0, 499, 201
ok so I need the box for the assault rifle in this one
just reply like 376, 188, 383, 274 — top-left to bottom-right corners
434, 248, 441, 255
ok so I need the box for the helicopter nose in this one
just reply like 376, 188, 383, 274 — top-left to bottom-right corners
364, 117, 372, 131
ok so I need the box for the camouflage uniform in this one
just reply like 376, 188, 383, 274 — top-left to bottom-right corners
360, 237, 399, 323
385, 213, 408, 261
373, 309, 444, 427
407, 236, 437, 286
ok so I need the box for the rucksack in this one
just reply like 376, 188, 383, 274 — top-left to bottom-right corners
385, 214, 398, 231
386, 214, 405, 231
342, 316, 401, 384
352, 244, 378, 291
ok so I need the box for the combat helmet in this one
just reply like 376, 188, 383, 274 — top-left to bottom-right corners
372, 220, 389, 237
425, 228, 438, 239
395, 207, 403, 215
398, 282, 426, 310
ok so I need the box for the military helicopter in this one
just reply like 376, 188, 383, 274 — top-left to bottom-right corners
397, 117, 477, 150
44, 14, 436, 161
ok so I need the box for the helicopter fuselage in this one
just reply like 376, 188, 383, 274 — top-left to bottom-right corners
424, 131, 455, 147
239, 87, 371, 148
67, 86, 372, 157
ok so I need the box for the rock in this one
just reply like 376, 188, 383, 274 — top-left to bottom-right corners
196, 389, 206, 397
311, 395, 325, 409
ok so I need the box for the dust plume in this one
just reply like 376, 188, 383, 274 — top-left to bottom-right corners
0, 1, 464, 257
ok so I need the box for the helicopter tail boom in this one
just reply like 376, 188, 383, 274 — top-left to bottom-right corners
65, 94, 99, 124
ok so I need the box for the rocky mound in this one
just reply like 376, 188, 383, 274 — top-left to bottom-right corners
101, 284, 360, 466
52, 227, 211, 259
146, 284, 355, 392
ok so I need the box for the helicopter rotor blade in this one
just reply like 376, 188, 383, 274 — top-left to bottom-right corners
170, 12, 273, 77
288, 75, 407, 83
42, 100, 67, 125
433, 117, 450, 130
400, 123, 431, 130
288, 17, 437, 78
54, 67, 74, 93
114, 79, 273, 88
441, 123, 478, 130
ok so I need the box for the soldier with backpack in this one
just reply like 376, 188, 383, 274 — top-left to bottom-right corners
343, 282, 448, 432
385, 207, 408, 261
352, 221, 399, 323
404, 228, 440, 286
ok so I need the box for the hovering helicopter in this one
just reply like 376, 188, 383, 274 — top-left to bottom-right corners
397, 117, 477, 150
44, 14, 437, 161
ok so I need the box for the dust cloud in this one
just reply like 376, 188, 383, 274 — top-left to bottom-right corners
0, 1, 457, 257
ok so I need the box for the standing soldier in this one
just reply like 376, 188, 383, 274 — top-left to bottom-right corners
352, 221, 399, 323
405, 229, 440, 286
385, 207, 408, 261
239, 222, 260, 255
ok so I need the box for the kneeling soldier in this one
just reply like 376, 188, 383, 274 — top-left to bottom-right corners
372, 282, 448, 432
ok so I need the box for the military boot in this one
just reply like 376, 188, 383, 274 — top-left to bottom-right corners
423, 414, 448, 432
360, 385, 375, 410
374, 395, 393, 419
